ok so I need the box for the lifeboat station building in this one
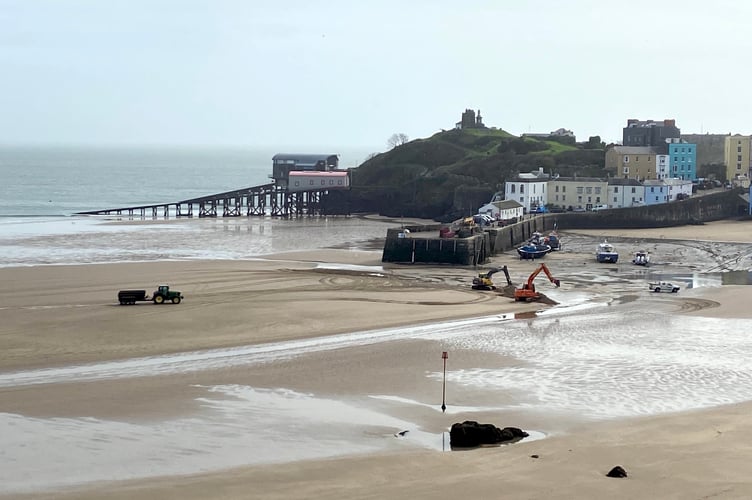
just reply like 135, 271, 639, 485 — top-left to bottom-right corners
272, 153, 339, 187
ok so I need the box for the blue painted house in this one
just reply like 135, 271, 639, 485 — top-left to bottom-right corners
667, 141, 696, 180
642, 180, 669, 205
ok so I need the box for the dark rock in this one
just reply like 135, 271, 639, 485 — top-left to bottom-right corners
530, 454, 539, 459
606, 466, 628, 478
449, 421, 529, 449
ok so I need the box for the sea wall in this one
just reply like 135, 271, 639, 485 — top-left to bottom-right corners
381, 225, 491, 265
547, 189, 744, 230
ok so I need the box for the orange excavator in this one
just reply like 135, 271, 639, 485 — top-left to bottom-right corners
514, 263, 560, 302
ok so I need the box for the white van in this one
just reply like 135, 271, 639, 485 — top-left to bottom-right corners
591, 205, 609, 212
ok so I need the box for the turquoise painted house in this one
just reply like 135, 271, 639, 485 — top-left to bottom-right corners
668, 142, 696, 180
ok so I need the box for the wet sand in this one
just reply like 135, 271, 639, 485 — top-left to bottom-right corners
3, 220, 752, 499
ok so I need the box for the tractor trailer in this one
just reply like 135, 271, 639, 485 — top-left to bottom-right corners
118, 285, 183, 305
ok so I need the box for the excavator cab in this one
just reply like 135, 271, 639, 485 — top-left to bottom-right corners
472, 266, 512, 291
514, 263, 560, 302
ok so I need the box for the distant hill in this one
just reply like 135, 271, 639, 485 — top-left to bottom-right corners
345, 128, 607, 221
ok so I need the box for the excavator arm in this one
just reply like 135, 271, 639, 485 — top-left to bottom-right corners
539, 263, 561, 288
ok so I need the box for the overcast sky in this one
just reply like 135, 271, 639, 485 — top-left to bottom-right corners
2, 0, 751, 152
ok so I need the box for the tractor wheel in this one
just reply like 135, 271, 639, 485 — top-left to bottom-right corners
172, 296, 181, 304
653, 288, 660, 293
154, 295, 165, 304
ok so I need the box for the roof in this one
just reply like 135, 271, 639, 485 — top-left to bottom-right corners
272, 153, 339, 163
607, 178, 643, 186
288, 171, 348, 177
550, 177, 607, 183
494, 200, 524, 209
610, 146, 661, 154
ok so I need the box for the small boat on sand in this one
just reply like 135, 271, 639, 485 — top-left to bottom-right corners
596, 240, 618, 263
632, 250, 650, 266
518, 242, 551, 260
544, 231, 561, 251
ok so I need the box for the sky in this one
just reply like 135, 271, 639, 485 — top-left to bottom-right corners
2, 0, 752, 154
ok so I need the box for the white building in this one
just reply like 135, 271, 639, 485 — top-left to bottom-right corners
656, 155, 670, 179
503, 167, 549, 213
662, 178, 693, 201
477, 199, 524, 221
607, 178, 645, 208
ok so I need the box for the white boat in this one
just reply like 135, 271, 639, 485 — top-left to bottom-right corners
632, 250, 650, 266
596, 240, 618, 263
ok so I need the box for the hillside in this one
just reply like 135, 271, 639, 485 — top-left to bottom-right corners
346, 128, 607, 221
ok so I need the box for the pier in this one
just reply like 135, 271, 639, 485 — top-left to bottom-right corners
77, 153, 350, 218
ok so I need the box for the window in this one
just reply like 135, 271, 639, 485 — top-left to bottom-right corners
576, 187, 583, 194
636, 156, 639, 162
624, 155, 629, 163
623, 167, 629, 174
587, 196, 592, 203
330, 180, 334, 185
596, 197, 601, 203
586, 187, 592, 194
309, 180, 314, 185
738, 146, 742, 153
738, 155, 743, 162
577, 196, 583, 202
650, 187, 655, 192
614, 186, 619, 193
520, 184, 525, 193
555, 185, 560, 192
648, 156, 651, 161
294, 181, 300, 187
321, 180, 326, 185
511, 185, 516, 194
555, 195, 559, 201
338, 180, 343, 185
562, 186, 566, 193
595, 187, 601, 194
562, 195, 566, 201
613, 196, 617, 202
631, 187, 636, 193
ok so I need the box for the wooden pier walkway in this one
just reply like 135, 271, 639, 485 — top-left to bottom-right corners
77, 183, 343, 218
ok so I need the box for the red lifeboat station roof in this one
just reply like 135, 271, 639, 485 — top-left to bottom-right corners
288, 171, 348, 177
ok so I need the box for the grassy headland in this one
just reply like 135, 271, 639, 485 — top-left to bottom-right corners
346, 128, 606, 221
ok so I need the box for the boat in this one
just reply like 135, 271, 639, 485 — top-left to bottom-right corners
596, 240, 619, 263
632, 250, 650, 266
544, 231, 561, 251
517, 242, 551, 260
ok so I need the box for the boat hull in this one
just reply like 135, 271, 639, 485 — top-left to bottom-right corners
596, 253, 619, 263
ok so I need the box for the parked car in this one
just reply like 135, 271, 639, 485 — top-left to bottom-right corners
649, 281, 680, 293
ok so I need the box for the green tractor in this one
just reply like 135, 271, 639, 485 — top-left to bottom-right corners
152, 284, 183, 304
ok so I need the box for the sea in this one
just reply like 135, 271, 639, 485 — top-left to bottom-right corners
0, 145, 387, 267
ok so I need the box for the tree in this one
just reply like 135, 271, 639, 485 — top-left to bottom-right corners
387, 133, 409, 149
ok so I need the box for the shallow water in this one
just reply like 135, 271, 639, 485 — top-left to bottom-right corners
0, 216, 391, 267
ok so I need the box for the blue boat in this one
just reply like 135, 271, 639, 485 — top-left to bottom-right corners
596, 240, 619, 263
517, 242, 551, 260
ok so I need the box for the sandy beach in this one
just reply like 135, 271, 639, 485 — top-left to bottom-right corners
3, 220, 752, 499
